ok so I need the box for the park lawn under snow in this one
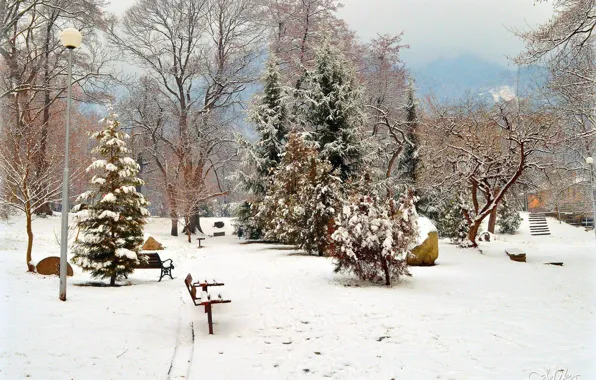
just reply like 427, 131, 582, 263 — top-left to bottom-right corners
0, 213, 594, 379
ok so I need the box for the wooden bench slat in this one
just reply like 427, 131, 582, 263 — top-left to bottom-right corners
199, 299, 232, 306
136, 252, 174, 281
184, 272, 231, 335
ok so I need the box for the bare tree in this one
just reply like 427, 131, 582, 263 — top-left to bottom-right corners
110, 0, 264, 235
359, 34, 411, 197
0, 117, 66, 271
515, 0, 595, 148
1, 0, 111, 215
421, 98, 560, 247
263, 0, 354, 87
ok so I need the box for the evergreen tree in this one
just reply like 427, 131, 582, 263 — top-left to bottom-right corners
300, 146, 343, 256
497, 198, 522, 234
435, 193, 470, 244
235, 201, 263, 240
331, 191, 418, 286
236, 54, 289, 240
301, 41, 364, 180
71, 108, 150, 286
399, 85, 420, 186
242, 54, 289, 197
256, 133, 342, 255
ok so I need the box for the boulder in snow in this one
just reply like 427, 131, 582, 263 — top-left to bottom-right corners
142, 236, 164, 251
36, 256, 73, 277
408, 217, 439, 266
505, 248, 526, 263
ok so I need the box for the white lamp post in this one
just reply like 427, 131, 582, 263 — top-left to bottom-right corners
587, 157, 596, 242
59, 28, 82, 301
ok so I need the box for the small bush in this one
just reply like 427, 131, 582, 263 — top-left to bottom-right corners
497, 199, 522, 234
331, 192, 418, 286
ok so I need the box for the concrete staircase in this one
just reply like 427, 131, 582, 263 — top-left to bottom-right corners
529, 213, 551, 236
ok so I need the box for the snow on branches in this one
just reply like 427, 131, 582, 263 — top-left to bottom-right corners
71, 107, 149, 286
331, 191, 418, 286
421, 98, 559, 247
238, 53, 289, 198
497, 198, 522, 234
256, 133, 342, 256
298, 39, 365, 181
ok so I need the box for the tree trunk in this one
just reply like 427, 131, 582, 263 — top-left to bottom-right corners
34, 19, 54, 216
185, 216, 192, 243
187, 214, 197, 234
110, 273, 116, 286
25, 204, 35, 272
196, 215, 204, 234
382, 258, 391, 286
467, 221, 481, 248
171, 217, 178, 236
487, 207, 497, 233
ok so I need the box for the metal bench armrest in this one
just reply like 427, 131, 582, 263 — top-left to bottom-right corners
161, 258, 174, 267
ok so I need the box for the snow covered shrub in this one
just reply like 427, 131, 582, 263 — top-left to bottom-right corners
299, 150, 343, 256
331, 192, 418, 286
497, 199, 522, 234
257, 133, 342, 255
71, 108, 150, 286
234, 201, 263, 240
436, 194, 469, 244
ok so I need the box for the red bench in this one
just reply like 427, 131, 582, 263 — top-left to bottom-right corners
184, 273, 231, 334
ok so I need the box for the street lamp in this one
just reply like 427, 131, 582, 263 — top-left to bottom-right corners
59, 28, 82, 301
587, 157, 596, 242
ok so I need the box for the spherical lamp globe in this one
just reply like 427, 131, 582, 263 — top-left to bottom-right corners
60, 28, 82, 49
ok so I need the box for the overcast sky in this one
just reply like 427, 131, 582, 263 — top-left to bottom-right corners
340, 0, 554, 67
106, 0, 554, 68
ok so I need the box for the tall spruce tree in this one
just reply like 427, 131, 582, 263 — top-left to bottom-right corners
236, 54, 289, 239
302, 41, 364, 180
256, 133, 342, 255
399, 85, 420, 186
71, 108, 150, 286
243, 54, 289, 197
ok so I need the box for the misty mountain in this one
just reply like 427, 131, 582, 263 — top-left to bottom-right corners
411, 54, 546, 102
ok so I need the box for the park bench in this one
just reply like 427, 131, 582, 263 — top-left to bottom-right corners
136, 252, 174, 281
184, 273, 231, 334
197, 237, 206, 248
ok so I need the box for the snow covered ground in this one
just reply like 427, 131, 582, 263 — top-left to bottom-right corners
1, 212, 594, 379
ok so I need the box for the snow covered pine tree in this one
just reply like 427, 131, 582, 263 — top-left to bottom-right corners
244, 53, 289, 196
399, 85, 420, 187
71, 108, 150, 286
301, 40, 364, 181
236, 54, 289, 239
257, 133, 342, 255
331, 192, 418, 286
436, 193, 470, 244
497, 198, 522, 234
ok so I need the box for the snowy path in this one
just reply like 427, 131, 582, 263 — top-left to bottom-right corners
186, 236, 595, 379
1, 214, 595, 379
166, 305, 195, 380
